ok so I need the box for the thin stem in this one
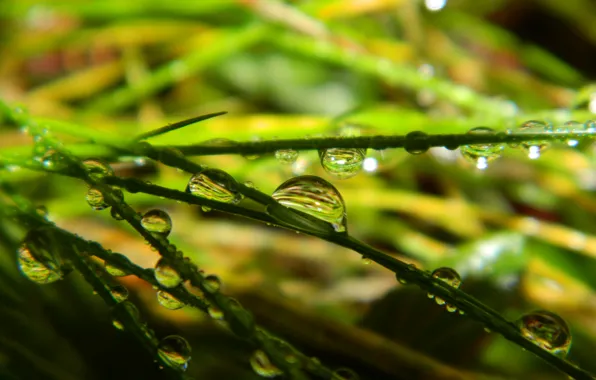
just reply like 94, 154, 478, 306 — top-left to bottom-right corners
135, 112, 227, 141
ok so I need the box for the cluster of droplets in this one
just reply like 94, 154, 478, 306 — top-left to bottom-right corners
270, 175, 348, 233
516, 310, 571, 358
157, 335, 192, 371
79, 159, 126, 213
428, 267, 462, 313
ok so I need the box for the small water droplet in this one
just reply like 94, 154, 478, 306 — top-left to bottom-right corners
203, 275, 221, 294
112, 301, 140, 330
187, 169, 243, 204
332, 367, 359, 380
361, 257, 371, 265
562, 121, 584, 146
82, 158, 114, 180
17, 244, 62, 284
516, 310, 571, 357
271, 175, 347, 233
516, 120, 552, 159
275, 149, 299, 165
141, 209, 172, 238
110, 284, 129, 303
459, 127, 504, 170
250, 350, 283, 378
41, 149, 66, 170
319, 148, 366, 179
445, 304, 457, 313
208, 305, 224, 320
157, 335, 191, 370
157, 291, 185, 310
404, 131, 429, 155
201, 206, 211, 213
154, 258, 182, 288
105, 256, 130, 277
86, 188, 108, 210
110, 207, 124, 221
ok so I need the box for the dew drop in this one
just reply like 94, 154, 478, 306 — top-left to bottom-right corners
110, 207, 124, 221
361, 257, 371, 265
141, 209, 172, 238
201, 206, 211, 213
157, 290, 185, 310
157, 335, 191, 370
332, 367, 359, 380
516, 120, 552, 159
154, 258, 182, 288
271, 175, 347, 233
250, 350, 283, 378
404, 131, 429, 155
187, 169, 243, 204
429, 267, 461, 306
459, 127, 504, 170
445, 304, 457, 313
562, 121, 583, 146
202, 275, 221, 294
82, 158, 114, 180
41, 149, 66, 170
516, 310, 571, 357
112, 301, 140, 330
17, 244, 62, 284
208, 305, 224, 320
319, 148, 366, 179
86, 188, 108, 210
275, 149, 299, 165
110, 284, 129, 303
105, 256, 130, 277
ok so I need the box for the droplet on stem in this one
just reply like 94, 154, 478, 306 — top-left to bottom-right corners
17, 244, 62, 284
82, 158, 114, 180
187, 168, 243, 204
157, 335, 192, 370
157, 290, 185, 310
271, 175, 348, 233
516, 310, 571, 358
429, 267, 461, 307
141, 209, 172, 238
319, 148, 366, 179
86, 188, 108, 210
154, 258, 182, 288
516, 120, 552, 159
250, 350, 283, 378
459, 127, 504, 170
275, 149, 299, 165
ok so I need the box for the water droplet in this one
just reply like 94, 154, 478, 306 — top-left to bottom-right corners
141, 209, 172, 238
361, 257, 371, 265
201, 206, 211, 213
275, 149, 299, 165
445, 304, 457, 313
110, 284, 128, 303
429, 267, 461, 306
203, 275, 221, 294
187, 169, 243, 204
584, 120, 596, 133
404, 131, 429, 155
86, 188, 108, 210
154, 258, 182, 288
17, 244, 62, 284
82, 158, 114, 180
271, 175, 347, 233
250, 350, 283, 378
319, 148, 366, 179
459, 127, 504, 170
243, 181, 257, 189
157, 291, 185, 310
35, 205, 48, 218
562, 121, 584, 146
110, 207, 124, 221
157, 335, 191, 370
41, 149, 66, 170
208, 305, 224, 320
332, 367, 359, 380
517, 121, 552, 159
105, 254, 130, 277
516, 310, 571, 357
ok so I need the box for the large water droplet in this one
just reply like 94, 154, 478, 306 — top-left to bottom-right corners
250, 350, 283, 378
86, 188, 108, 210
459, 127, 504, 170
429, 267, 461, 307
516, 310, 571, 357
202, 274, 221, 294
17, 244, 62, 284
404, 131, 430, 155
319, 148, 366, 179
154, 258, 182, 288
275, 149, 299, 165
141, 209, 172, 238
271, 175, 347, 232
187, 168, 243, 204
110, 284, 129, 303
157, 291, 185, 310
516, 120, 552, 159
157, 335, 192, 370
82, 158, 114, 180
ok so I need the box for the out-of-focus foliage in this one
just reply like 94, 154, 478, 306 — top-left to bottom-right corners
1, 0, 596, 379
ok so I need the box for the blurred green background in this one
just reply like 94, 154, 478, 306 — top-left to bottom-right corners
1, 0, 596, 379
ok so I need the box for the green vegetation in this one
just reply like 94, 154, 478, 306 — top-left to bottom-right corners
1, 1, 596, 379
